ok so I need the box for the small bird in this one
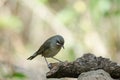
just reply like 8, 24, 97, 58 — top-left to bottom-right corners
27, 35, 64, 67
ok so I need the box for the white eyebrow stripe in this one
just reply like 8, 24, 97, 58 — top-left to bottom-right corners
56, 42, 61, 45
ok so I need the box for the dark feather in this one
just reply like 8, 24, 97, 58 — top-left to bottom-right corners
27, 53, 38, 60
27, 39, 50, 60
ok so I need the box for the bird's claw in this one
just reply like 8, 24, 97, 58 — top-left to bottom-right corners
48, 64, 52, 69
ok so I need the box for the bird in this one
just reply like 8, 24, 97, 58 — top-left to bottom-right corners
27, 35, 64, 67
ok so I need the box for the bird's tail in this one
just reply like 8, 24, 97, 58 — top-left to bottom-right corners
27, 53, 38, 60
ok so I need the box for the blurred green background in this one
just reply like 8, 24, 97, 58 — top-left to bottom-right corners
0, 0, 119, 80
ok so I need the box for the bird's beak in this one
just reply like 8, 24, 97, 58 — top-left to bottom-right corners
62, 45, 64, 49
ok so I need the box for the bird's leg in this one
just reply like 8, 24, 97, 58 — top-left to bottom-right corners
52, 57, 63, 62
44, 57, 51, 69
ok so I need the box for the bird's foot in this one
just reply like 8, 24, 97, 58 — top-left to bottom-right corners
48, 64, 52, 69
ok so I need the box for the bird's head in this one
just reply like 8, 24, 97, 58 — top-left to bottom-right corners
55, 35, 64, 49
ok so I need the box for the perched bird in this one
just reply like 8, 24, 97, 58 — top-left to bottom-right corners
27, 35, 64, 67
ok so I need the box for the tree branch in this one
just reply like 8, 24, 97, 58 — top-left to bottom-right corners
46, 53, 120, 79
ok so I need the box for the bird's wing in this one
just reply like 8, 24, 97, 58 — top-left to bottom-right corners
35, 40, 51, 54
